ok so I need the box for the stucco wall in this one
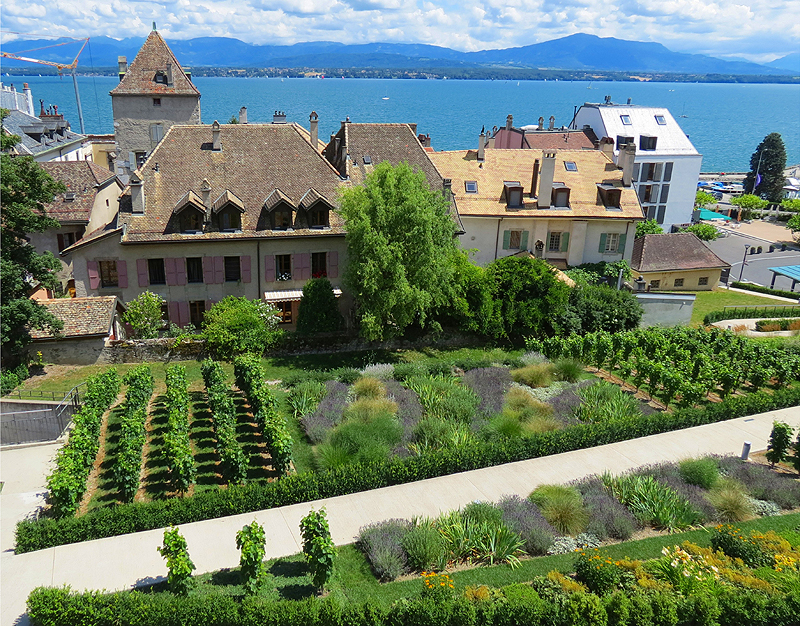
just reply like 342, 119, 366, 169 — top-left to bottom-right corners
634, 268, 723, 291
636, 292, 696, 327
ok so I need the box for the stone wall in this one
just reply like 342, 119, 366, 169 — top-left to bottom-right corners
33, 337, 109, 366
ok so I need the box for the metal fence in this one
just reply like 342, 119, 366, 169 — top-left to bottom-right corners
1, 383, 84, 446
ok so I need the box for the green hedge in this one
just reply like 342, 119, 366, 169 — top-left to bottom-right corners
703, 305, 800, 324
25, 584, 800, 626
754, 318, 800, 332
730, 281, 800, 300
15, 386, 800, 554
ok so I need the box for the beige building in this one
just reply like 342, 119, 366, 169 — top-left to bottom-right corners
631, 232, 730, 291
429, 147, 643, 267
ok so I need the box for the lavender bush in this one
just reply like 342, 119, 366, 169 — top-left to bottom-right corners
384, 380, 423, 442
577, 478, 638, 540
357, 519, 411, 581
300, 380, 348, 444
361, 363, 395, 380
716, 456, 800, 509
463, 367, 513, 417
496, 495, 556, 555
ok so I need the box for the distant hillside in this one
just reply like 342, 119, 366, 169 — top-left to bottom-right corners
1, 33, 795, 76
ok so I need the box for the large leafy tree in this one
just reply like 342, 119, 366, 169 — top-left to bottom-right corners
635, 219, 664, 238
338, 161, 459, 340
744, 133, 787, 202
1, 110, 64, 367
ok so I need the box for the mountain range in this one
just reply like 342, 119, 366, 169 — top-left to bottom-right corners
2, 33, 797, 76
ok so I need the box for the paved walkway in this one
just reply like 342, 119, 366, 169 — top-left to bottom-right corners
2, 407, 799, 625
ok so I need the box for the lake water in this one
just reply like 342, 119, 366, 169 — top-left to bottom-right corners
6, 75, 799, 172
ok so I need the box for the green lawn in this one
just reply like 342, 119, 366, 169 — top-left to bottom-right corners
690, 288, 789, 325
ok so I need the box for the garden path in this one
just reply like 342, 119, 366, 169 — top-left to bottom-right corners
2, 405, 799, 626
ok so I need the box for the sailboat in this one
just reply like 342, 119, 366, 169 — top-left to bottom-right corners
382, 96, 389, 100
587, 81, 593, 89
679, 103, 688, 118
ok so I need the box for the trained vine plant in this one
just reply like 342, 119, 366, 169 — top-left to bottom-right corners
163, 365, 196, 493
236, 520, 267, 594
157, 526, 195, 596
201, 360, 247, 484
300, 508, 336, 592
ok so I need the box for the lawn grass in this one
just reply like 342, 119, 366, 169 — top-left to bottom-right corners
690, 288, 788, 326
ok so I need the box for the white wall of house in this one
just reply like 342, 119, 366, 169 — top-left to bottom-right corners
460, 216, 635, 267
33, 143, 89, 163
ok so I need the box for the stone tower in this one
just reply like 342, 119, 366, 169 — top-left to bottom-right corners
110, 29, 200, 181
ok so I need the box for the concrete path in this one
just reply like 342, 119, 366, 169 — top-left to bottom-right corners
2, 406, 799, 626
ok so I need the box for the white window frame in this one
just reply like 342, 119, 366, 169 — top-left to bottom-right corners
548, 232, 561, 252
604, 233, 620, 253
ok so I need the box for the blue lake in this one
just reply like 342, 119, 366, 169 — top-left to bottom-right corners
6, 74, 799, 172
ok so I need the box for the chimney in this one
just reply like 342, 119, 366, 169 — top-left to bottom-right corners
273, 111, 286, 124
130, 173, 145, 214
620, 143, 636, 187
239, 106, 247, 124
627, 97, 632, 105
418, 133, 430, 148
309, 111, 319, 147
537, 116, 544, 130
23, 83, 34, 116
548, 115, 555, 131
212, 121, 221, 151
200, 178, 212, 208
600, 137, 614, 160
506, 114, 513, 130
409, 123, 417, 135
477, 126, 485, 161
530, 158, 540, 198
118, 56, 127, 82
166, 62, 174, 87
443, 178, 452, 199
537, 151, 556, 208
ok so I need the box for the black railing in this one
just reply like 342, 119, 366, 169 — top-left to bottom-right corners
1, 383, 85, 446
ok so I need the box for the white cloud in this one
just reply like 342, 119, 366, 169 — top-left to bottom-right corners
0, 0, 795, 61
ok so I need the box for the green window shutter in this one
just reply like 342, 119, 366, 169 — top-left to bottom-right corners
561, 232, 570, 252
598, 233, 607, 253
618, 234, 627, 253
502, 230, 511, 250
520, 230, 529, 250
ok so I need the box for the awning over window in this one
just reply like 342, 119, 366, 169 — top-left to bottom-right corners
263, 288, 342, 303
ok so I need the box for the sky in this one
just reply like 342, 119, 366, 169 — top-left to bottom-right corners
1, 0, 798, 63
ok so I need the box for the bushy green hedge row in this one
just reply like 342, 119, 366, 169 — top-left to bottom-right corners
201, 360, 247, 484
233, 355, 293, 476
25, 583, 800, 626
754, 318, 800, 332
731, 281, 800, 300
704, 305, 800, 325
111, 366, 155, 503
15, 385, 800, 554
45, 369, 121, 517
163, 365, 195, 493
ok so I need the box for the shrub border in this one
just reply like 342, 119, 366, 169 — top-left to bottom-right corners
703, 305, 800, 325
15, 386, 800, 554
730, 281, 800, 301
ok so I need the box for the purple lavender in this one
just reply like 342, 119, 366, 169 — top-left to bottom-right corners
384, 380, 423, 442
463, 367, 513, 417
577, 478, 638, 540
357, 519, 411, 581
300, 380, 348, 444
497, 494, 556, 555
716, 456, 800, 510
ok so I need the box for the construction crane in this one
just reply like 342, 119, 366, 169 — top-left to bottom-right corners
1, 37, 89, 133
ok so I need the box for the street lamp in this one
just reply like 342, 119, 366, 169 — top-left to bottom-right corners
738, 244, 751, 282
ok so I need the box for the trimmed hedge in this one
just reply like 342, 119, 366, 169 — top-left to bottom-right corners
24, 584, 800, 626
704, 305, 800, 325
731, 281, 800, 300
15, 386, 800, 554
755, 318, 800, 332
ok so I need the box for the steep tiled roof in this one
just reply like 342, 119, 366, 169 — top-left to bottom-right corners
29, 297, 117, 339
492, 127, 595, 150
429, 148, 643, 220
41, 161, 118, 223
118, 123, 346, 242
110, 31, 200, 97
2, 109, 84, 159
632, 233, 730, 272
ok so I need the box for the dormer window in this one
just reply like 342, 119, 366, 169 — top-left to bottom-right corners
597, 184, 621, 209
655, 115, 667, 125
503, 181, 524, 208
620, 115, 632, 125
309, 207, 329, 228
64, 191, 76, 202
640, 135, 658, 151
273, 208, 292, 230
552, 184, 570, 208
219, 207, 241, 231
155, 72, 168, 84
465, 181, 478, 193
180, 208, 204, 233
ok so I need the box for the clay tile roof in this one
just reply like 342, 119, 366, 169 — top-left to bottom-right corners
40, 161, 117, 223
118, 122, 346, 242
110, 31, 200, 97
29, 296, 117, 339
211, 189, 245, 213
429, 148, 642, 220
173, 190, 204, 214
298, 187, 327, 209
631, 233, 731, 272
263, 188, 294, 210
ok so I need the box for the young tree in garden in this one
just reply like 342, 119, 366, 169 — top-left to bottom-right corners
635, 218, 664, 238
202, 296, 282, 358
765, 421, 793, 468
296, 277, 343, 334
743, 133, 787, 201
236, 520, 267, 594
680, 223, 718, 242
338, 161, 459, 340
300, 508, 336, 592
157, 526, 195, 595
122, 291, 165, 339
1, 110, 65, 367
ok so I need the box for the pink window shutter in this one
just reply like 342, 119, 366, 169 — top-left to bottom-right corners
175, 258, 187, 286
165, 258, 177, 285
87, 261, 100, 289
136, 259, 149, 287
178, 301, 190, 327
265, 256, 275, 282
328, 251, 339, 279
205, 299, 214, 313
116, 260, 128, 288
202, 257, 215, 284
299, 253, 311, 280
168, 301, 180, 324
241, 255, 251, 283
213, 256, 224, 284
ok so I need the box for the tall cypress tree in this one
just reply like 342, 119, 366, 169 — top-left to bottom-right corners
744, 133, 787, 202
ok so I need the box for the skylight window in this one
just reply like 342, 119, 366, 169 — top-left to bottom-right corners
620, 115, 632, 125
465, 181, 478, 193
655, 115, 667, 125
564, 161, 577, 172
362, 155, 372, 165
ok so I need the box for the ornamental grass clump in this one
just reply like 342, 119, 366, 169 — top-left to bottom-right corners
574, 381, 642, 423
402, 524, 445, 571
679, 457, 719, 489
404, 374, 479, 424
511, 363, 555, 388
352, 376, 386, 400
553, 358, 584, 383
529, 485, 589, 536
707, 478, 755, 522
